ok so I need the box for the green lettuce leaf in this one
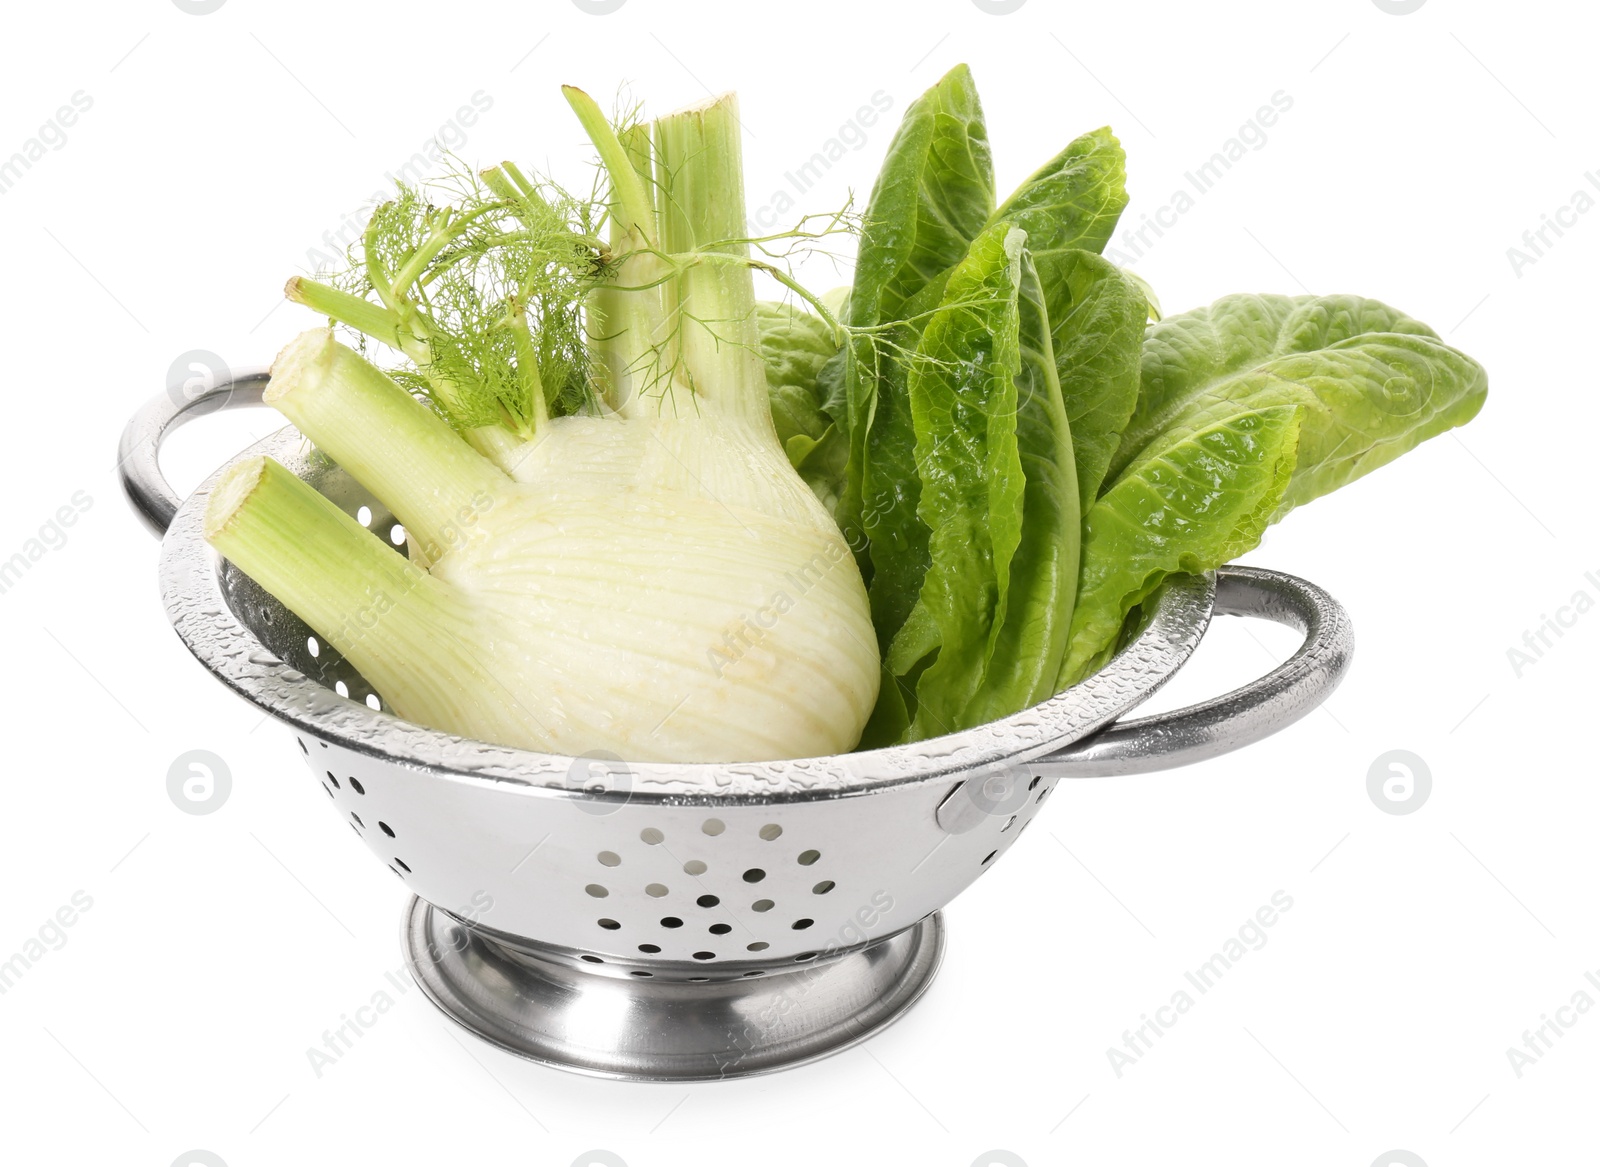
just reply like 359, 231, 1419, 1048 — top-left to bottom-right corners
953, 250, 1081, 729
838, 64, 995, 639
1110, 293, 1489, 514
756, 300, 838, 449
988, 127, 1129, 262
754, 300, 852, 515
846, 64, 995, 334
871, 226, 1082, 742
1034, 249, 1147, 509
1060, 405, 1304, 686
887, 223, 1027, 738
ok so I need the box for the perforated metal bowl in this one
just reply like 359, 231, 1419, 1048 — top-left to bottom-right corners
122, 372, 1353, 1080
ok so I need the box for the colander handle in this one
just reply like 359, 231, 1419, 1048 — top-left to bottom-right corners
1033, 565, 1353, 778
118, 369, 271, 537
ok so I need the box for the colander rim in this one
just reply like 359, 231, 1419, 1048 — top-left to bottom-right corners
158, 426, 1216, 804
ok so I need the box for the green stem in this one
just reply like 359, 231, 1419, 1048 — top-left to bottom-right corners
480, 164, 522, 211
507, 303, 549, 430
286, 276, 411, 355
280, 283, 518, 467
388, 204, 499, 300
462, 423, 525, 471
498, 161, 538, 198
364, 216, 398, 313
205, 455, 455, 656
651, 93, 769, 424
576, 116, 667, 415
284, 279, 522, 464
740, 256, 845, 345
562, 87, 658, 246
266, 329, 506, 560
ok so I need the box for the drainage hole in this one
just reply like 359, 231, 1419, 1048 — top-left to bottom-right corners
325, 770, 340, 789
393, 857, 411, 873
708, 923, 732, 936
349, 777, 365, 795
638, 943, 661, 954
742, 868, 766, 883
696, 894, 720, 908
797, 849, 821, 866
585, 884, 609, 898
791, 918, 814, 930
692, 951, 715, 961
379, 822, 395, 838
660, 917, 683, 929
597, 918, 620, 930
752, 899, 774, 912
812, 881, 835, 895
597, 850, 621, 867
580, 955, 603, 964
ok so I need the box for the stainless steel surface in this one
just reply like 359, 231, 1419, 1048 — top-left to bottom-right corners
124, 369, 1353, 1080
403, 898, 945, 1081
1034, 566, 1354, 778
933, 566, 1352, 823
118, 373, 268, 537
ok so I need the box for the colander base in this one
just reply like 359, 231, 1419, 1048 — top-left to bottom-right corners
401, 896, 945, 1081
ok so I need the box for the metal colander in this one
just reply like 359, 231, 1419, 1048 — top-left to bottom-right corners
121, 372, 1353, 1081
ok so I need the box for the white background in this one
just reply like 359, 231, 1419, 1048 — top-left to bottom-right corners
0, 1, 1593, 1164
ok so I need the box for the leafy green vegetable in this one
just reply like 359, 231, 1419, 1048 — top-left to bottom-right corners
835, 63, 996, 616
853, 278, 948, 651
986, 127, 1129, 263
1059, 405, 1303, 686
884, 224, 1027, 737
1034, 249, 1147, 509
1111, 294, 1488, 514
753, 300, 862, 517
871, 227, 1083, 743
756, 302, 837, 446
846, 64, 995, 336
956, 251, 1081, 727
797, 75, 1485, 745
827, 66, 1145, 741
1058, 293, 1487, 685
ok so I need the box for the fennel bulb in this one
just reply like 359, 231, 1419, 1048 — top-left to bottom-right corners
206, 92, 879, 762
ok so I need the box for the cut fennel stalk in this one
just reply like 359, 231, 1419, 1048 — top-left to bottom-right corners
206, 91, 880, 763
